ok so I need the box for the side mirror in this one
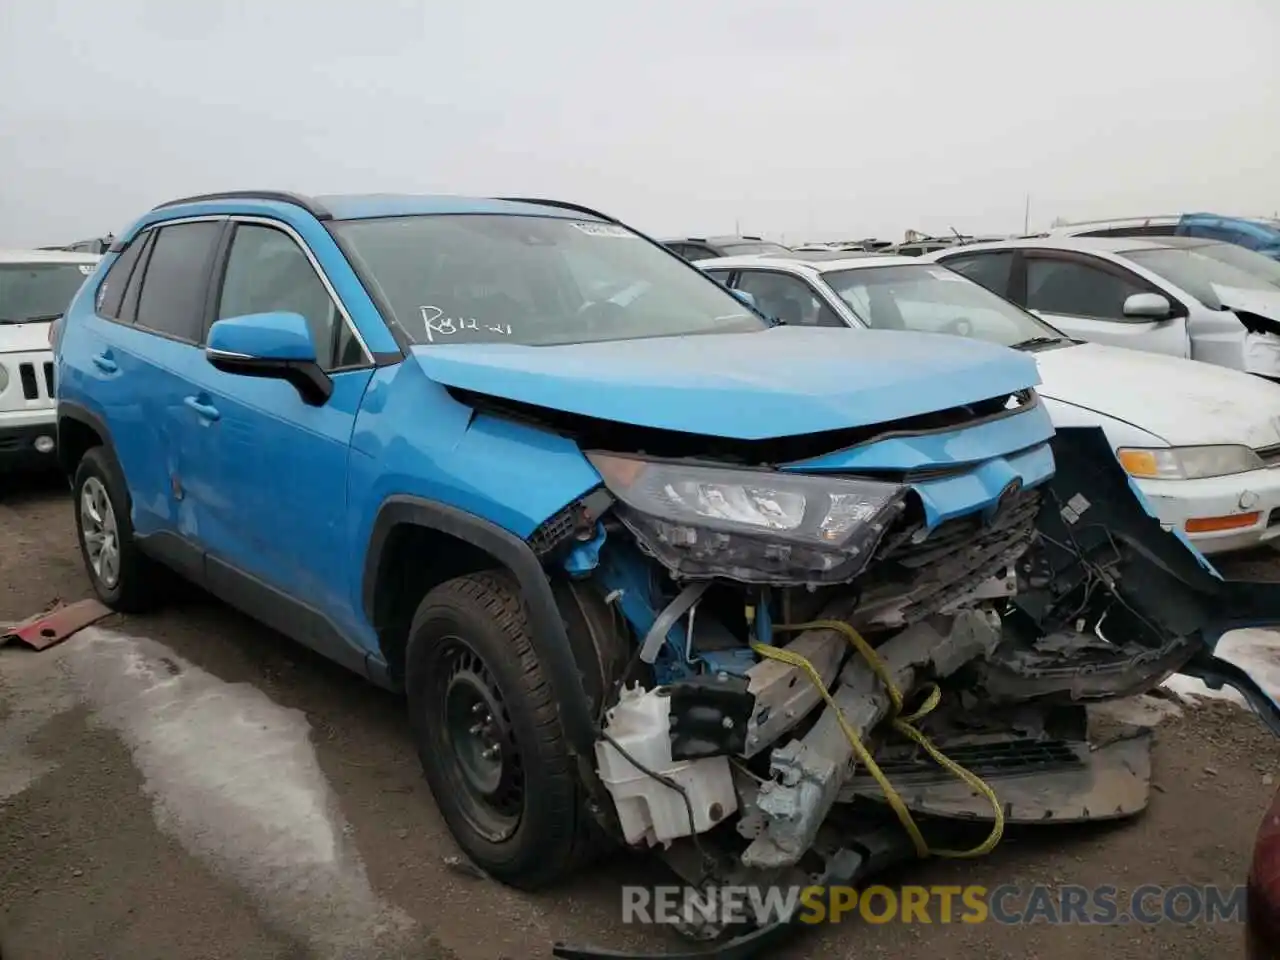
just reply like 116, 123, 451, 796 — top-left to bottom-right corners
205, 311, 332, 406
1122, 292, 1173, 320
733, 289, 758, 310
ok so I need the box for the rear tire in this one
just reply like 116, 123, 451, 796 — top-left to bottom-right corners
72, 446, 163, 613
404, 570, 599, 889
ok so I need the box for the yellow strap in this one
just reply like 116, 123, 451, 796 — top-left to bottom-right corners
750, 618, 1004, 859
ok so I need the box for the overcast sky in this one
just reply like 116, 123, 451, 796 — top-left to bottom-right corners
2, 0, 1277, 247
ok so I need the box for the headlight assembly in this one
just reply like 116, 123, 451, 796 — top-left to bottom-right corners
0, 363, 8, 394
1116, 445, 1264, 481
586, 452, 909, 584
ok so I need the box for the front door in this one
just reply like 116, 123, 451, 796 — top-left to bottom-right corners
1020, 251, 1190, 358
175, 219, 374, 640
78, 219, 226, 553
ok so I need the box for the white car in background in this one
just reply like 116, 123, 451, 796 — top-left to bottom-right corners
920, 236, 1280, 380
698, 252, 1280, 556
0, 249, 100, 469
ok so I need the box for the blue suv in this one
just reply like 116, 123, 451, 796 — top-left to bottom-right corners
54, 191, 1278, 911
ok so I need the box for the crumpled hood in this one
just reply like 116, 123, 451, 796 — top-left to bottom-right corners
0, 321, 53, 355
1212, 284, 1280, 324
1035, 341, 1280, 447
412, 327, 1040, 440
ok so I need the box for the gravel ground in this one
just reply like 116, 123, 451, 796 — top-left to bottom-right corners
1, 473, 1278, 960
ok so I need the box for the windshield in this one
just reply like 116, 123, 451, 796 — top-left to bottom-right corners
1123, 246, 1280, 308
719, 241, 791, 256
331, 215, 766, 346
1175, 242, 1280, 290
822, 264, 1063, 347
0, 262, 94, 324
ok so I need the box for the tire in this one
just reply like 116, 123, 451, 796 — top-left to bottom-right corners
72, 446, 163, 613
405, 570, 599, 889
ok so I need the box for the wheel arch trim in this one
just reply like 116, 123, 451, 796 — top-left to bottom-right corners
362, 495, 597, 760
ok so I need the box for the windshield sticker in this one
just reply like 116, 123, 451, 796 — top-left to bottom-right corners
928, 268, 967, 281
78, 264, 95, 275
419, 305, 512, 342
570, 222, 634, 239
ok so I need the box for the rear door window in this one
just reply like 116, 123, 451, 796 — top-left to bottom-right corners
133, 221, 223, 343
938, 251, 1015, 299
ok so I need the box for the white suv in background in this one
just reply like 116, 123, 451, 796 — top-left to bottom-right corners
0, 249, 99, 470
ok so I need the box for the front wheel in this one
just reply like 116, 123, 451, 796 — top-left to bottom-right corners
404, 571, 599, 889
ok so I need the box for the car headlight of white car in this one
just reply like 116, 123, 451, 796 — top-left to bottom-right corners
0, 362, 8, 393
1117, 444, 1264, 480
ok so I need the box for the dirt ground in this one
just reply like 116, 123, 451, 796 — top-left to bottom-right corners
1, 473, 1278, 960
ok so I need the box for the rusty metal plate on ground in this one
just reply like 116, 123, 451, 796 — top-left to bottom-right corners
1, 598, 112, 651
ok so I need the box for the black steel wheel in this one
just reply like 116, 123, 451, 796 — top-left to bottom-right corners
404, 570, 600, 889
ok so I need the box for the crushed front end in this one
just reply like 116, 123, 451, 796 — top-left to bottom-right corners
532, 390, 1280, 957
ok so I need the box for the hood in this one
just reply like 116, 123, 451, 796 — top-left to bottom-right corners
0, 320, 53, 354
412, 327, 1040, 440
1034, 341, 1280, 448
1212, 284, 1280, 324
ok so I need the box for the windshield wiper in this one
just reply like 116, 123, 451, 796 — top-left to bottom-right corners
1007, 335, 1066, 350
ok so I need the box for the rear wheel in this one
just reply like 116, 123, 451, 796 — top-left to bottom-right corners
404, 570, 599, 888
72, 447, 163, 613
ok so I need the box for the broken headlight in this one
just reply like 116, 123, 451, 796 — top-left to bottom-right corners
1116, 444, 1263, 480
586, 452, 908, 584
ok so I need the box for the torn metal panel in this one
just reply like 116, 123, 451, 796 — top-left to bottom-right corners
1, 599, 111, 651
1243, 329, 1280, 377
738, 610, 1002, 869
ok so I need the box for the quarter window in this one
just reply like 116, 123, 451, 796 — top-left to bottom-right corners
133, 221, 222, 342
95, 240, 147, 320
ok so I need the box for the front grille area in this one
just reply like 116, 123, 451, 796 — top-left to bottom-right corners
18, 363, 38, 400
12, 360, 54, 401
850, 737, 1081, 787
854, 485, 1042, 627
1258, 443, 1280, 467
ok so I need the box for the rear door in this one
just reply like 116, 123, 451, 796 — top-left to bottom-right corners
1018, 251, 1190, 357
74, 219, 225, 549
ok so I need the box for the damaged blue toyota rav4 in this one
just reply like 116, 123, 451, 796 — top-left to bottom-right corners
54, 191, 1280, 955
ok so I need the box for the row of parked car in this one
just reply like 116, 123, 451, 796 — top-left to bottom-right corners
655, 220, 1280, 560
3, 192, 1280, 959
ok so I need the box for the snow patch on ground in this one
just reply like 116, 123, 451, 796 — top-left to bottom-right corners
0, 626, 416, 959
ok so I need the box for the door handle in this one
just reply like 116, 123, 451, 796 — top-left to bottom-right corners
183, 396, 221, 421
91, 353, 117, 373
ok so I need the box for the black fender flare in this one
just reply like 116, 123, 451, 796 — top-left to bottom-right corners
56, 400, 117, 476
361, 495, 597, 761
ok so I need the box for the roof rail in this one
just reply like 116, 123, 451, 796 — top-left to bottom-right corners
494, 197, 620, 224
151, 190, 332, 220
